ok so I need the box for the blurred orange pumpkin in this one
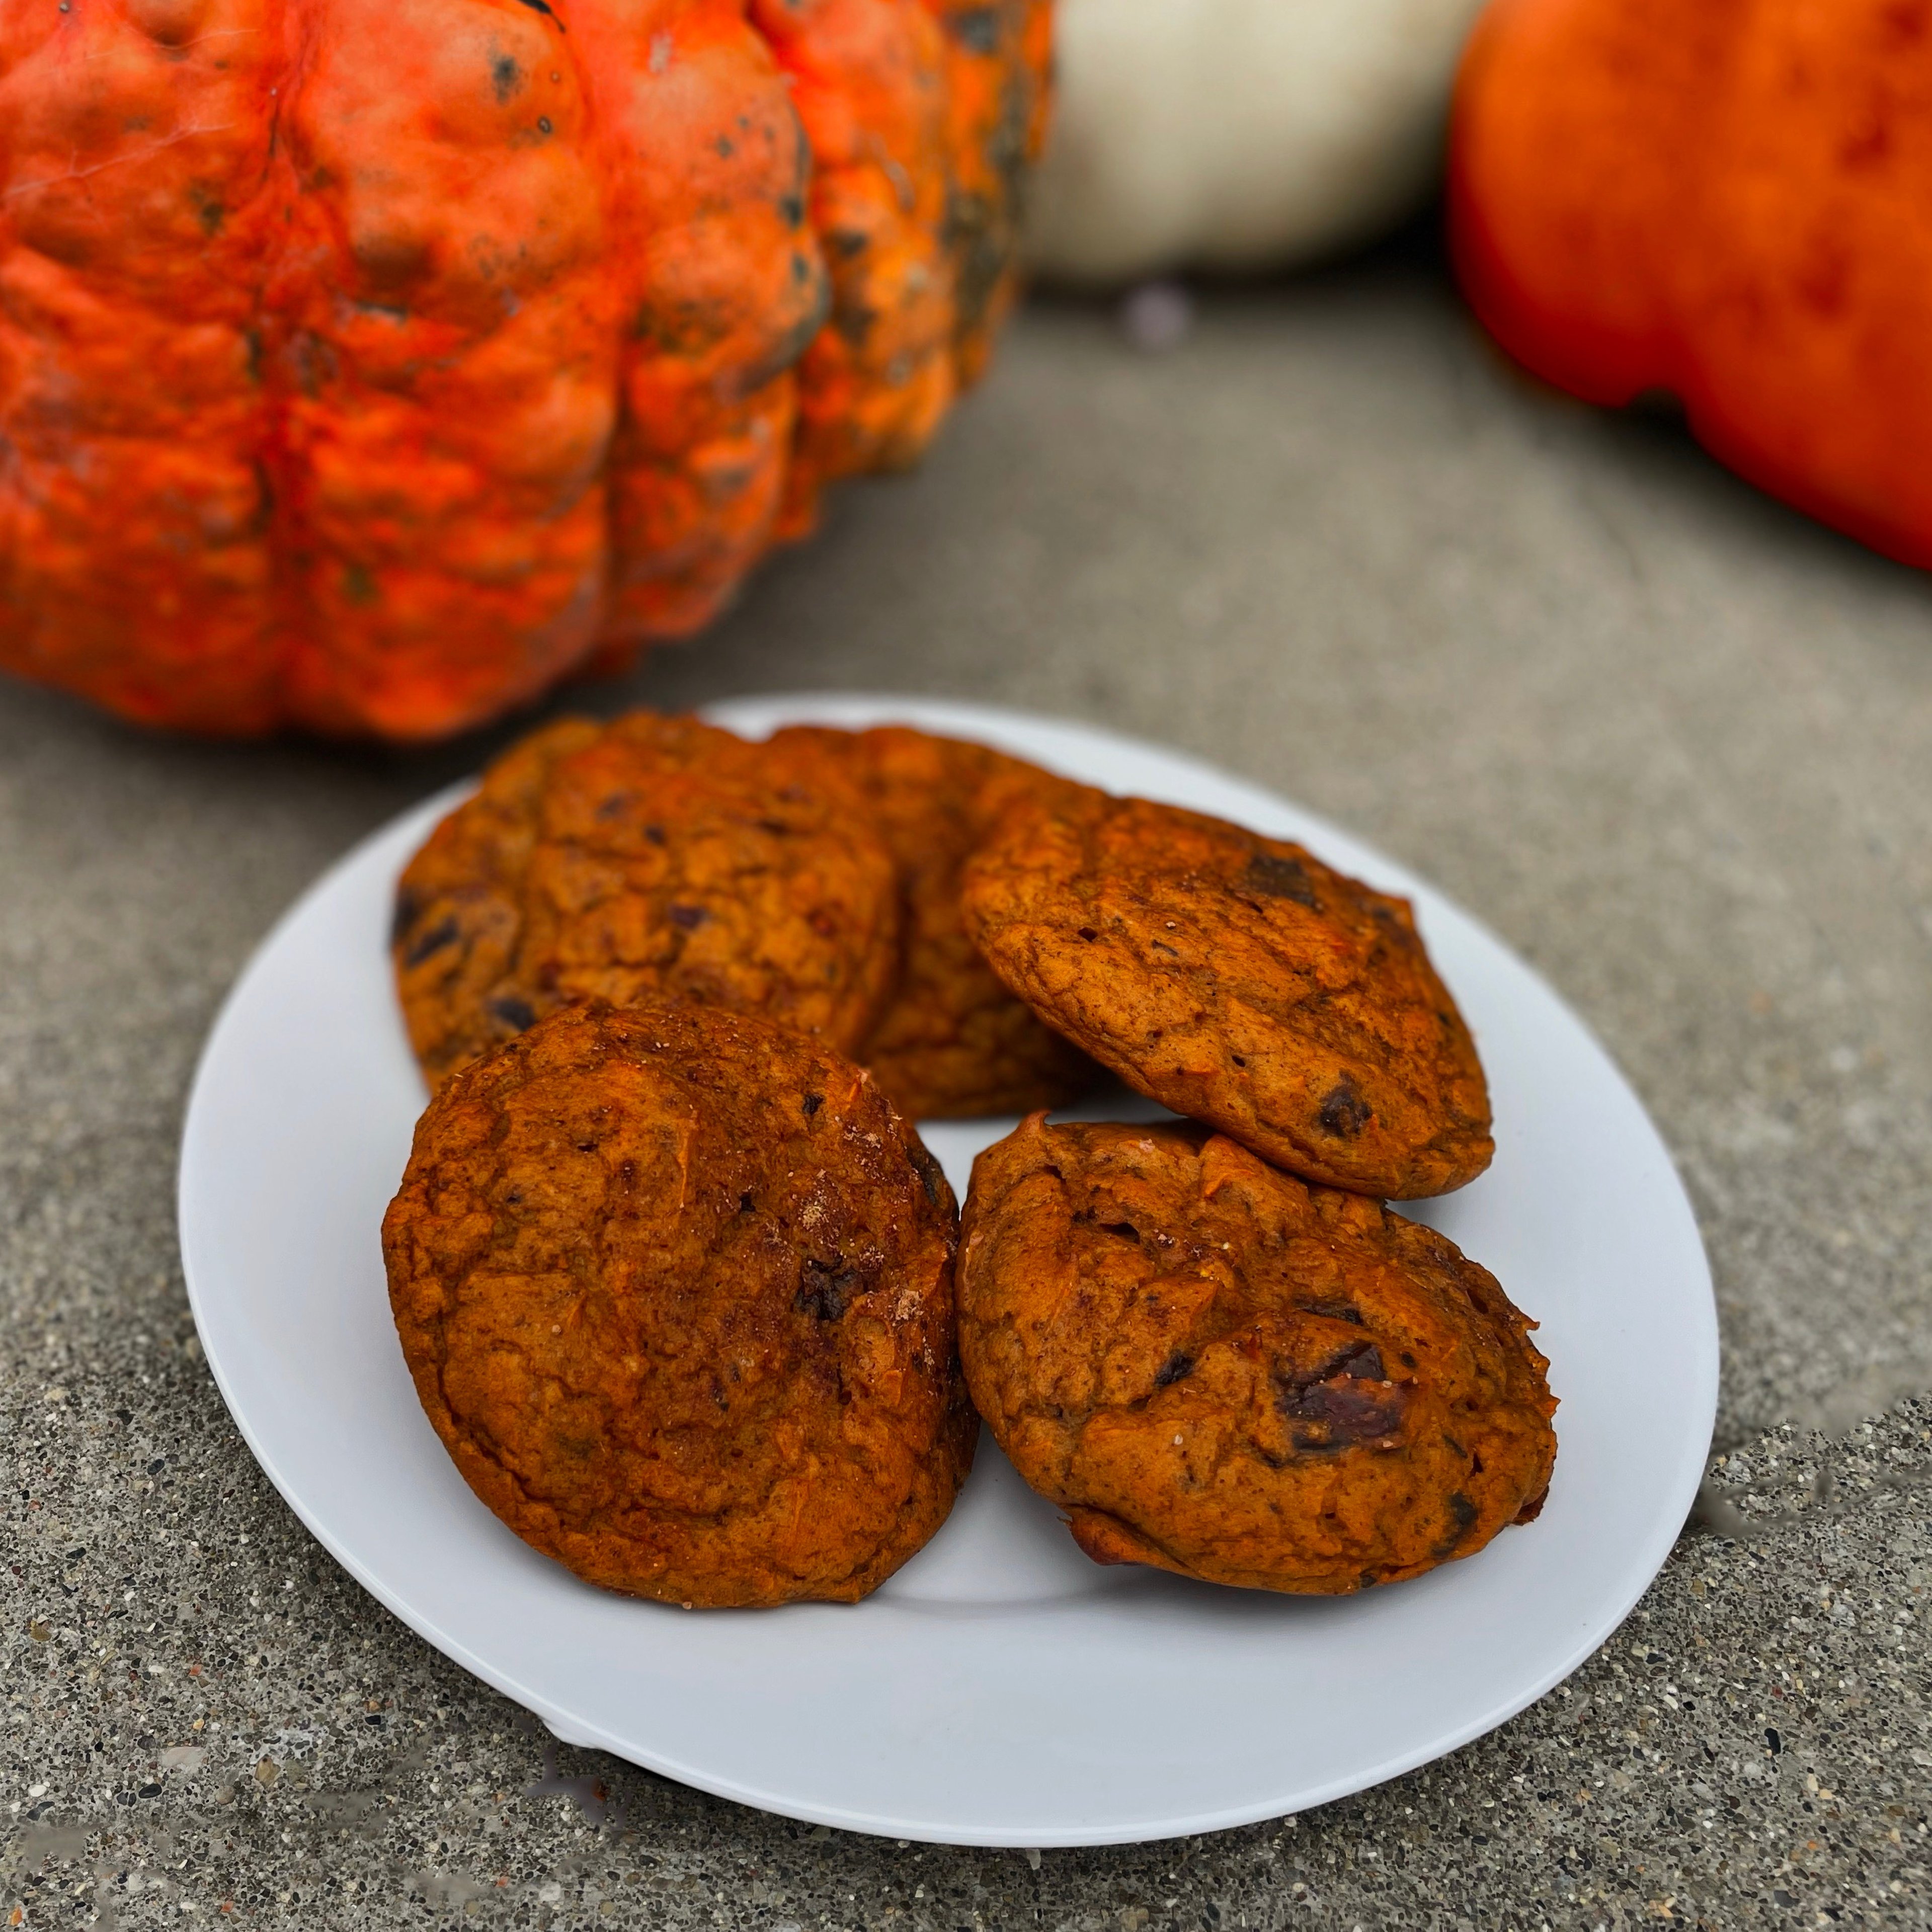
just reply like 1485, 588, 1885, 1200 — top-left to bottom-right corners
0, 0, 1050, 739
1451, 0, 1932, 569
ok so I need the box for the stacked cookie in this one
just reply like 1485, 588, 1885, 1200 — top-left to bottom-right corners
382, 711, 1555, 1609
391, 711, 1098, 1115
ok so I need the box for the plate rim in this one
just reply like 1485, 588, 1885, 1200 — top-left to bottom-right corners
177, 691, 1719, 1847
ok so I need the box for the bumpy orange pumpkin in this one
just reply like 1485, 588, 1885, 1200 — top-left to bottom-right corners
1451, 0, 1932, 571
0, 0, 1050, 738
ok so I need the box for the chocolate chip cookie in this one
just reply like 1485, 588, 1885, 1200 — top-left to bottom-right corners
957, 1116, 1555, 1593
393, 711, 900, 1088
382, 1000, 976, 1606
960, 792, 1492, 1197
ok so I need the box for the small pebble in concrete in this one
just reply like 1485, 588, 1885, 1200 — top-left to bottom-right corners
1119, 281, 1195, 353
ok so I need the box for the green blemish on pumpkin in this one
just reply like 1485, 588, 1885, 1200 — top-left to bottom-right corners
189, 184, 225, 236
952, 7, 1001, 55
342, 564, 378, 608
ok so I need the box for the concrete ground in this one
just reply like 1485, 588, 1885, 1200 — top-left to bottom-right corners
3, 253, 1928, 1927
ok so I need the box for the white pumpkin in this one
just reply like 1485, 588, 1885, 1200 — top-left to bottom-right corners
1026, 0, 1488, 284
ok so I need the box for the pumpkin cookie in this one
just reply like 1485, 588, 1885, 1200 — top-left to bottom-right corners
773, 723, 1101, 1117
382, 1000, 976, 1607
957, 1117, 1555, 1594
392, 711, 900, 1088
959, 792, 1492, 1197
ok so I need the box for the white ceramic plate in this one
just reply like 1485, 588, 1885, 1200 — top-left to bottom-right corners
179, 694, 1716, 1848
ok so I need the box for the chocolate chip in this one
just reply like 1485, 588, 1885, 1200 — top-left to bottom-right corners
738, 1191, 756, 1214
1430, 1490, 1481, 1559
390, 888, 421, 947
1295, 1299, 1364, 1326
1153, 1351, 1195, 1387
801, 1092, 823, 1117
403, 915, 459, 967
1289, 1380, 1406, 1444
907, 1141, 948, 1212
666, 903, 707, 930
795, 1258, 860, 1321
1280, 1342, 1371, 1391
1317, 1078, 1371, 1139
1274, 1342, 1405, 1447
1242, 851, 1320, 909
489, 995, 536, 1031
1448, 1490, 1477, 1533
643, 823, 667, 846
1077, 927, 1098, 942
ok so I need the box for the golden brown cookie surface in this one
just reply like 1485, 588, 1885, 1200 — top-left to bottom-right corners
957, 1117, 1555, 1594
960, 793, 1492, 1197
773, 723, 1101, 1117
392, 712, 900, 1089
382, 1001, 976, 1607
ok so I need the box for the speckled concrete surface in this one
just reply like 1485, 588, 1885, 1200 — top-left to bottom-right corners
4, 255, 1929, 1926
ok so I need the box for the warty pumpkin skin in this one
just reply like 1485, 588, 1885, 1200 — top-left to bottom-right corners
1450, 0, 1932, 571
0, 0, 1051, 738
933, 0, 1052, 382
761, 0, 955, 545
